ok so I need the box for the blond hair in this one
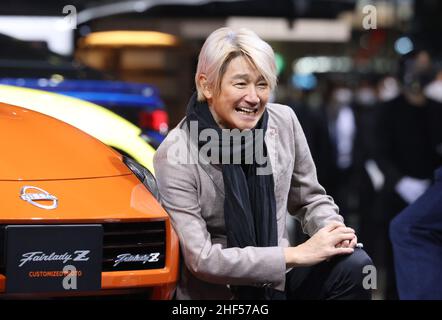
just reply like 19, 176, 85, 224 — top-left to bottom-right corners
195, 27, 277, 101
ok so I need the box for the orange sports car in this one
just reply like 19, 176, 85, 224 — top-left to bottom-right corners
0, 102, 178, 299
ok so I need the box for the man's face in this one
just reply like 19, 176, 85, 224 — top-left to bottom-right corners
207, 55, 270, 130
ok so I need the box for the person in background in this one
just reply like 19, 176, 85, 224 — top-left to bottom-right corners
377, 75, 400, 103
154, 27, 372, 300
374, 49, 442, 299
305, 82, 352, 217
352, 78, 383, 268
317, 82, 363, 224
390, 166, 442, 299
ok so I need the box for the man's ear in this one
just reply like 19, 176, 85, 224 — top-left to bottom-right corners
198, 74, 213, 100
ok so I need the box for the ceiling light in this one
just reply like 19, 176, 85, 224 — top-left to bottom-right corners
79, 31, 178, 48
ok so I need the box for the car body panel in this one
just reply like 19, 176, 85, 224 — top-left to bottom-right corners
0, 78, 162, 102
0, 103, 178, 298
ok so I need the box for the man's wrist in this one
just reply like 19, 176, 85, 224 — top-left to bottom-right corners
284, 246, 301, 268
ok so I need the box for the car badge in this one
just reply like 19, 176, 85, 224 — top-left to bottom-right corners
20, 186, 58, 210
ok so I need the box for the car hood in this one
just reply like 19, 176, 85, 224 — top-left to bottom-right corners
0, 174, 167, 222
0, 103, 131, 180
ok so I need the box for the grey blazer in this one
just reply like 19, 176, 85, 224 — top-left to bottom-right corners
153, 103, 343, 299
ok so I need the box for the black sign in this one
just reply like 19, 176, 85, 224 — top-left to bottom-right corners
5, 225, 102, 294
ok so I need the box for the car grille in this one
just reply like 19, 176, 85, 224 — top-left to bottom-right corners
102, 221, 166, 271
0, 221, 166, 274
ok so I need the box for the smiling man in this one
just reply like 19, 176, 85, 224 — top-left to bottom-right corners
199, 53, 269, 130
154, 27, 372, 300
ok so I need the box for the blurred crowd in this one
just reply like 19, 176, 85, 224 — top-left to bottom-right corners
280, 49, 442, 299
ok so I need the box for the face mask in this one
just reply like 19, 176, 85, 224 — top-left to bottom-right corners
355, 88, 377, 106
332, 88, 353, 106
424, 80, 442, 102
379, 77, 399, 102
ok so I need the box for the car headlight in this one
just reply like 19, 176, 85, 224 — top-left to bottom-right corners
123, 156, 160, 201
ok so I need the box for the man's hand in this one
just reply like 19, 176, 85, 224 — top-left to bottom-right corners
334, 225, 357, 248
284, 222, 355, 268
335, 236, 358, 248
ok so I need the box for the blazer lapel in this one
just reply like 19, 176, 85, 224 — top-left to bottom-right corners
265, 121, 279, 178
200, 162, 225, 196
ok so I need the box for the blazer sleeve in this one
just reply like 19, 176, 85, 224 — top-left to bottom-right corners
287, 109, 344, 236
153, 135, 287, 290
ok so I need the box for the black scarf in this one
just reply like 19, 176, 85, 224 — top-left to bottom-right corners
185, 93, 283, 300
